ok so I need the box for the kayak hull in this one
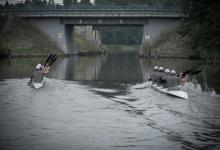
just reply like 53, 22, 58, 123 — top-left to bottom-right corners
151, 82, 189, 100
32, 80, 45, 90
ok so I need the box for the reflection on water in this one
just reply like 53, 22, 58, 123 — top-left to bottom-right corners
0, 51, 219, 93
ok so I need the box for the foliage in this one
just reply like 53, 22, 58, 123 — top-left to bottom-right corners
63, 0, 78, 8
97, 26, 142, 45
94, 0, 182, 8
75, 33, 98, 51
180, 0, 220, 59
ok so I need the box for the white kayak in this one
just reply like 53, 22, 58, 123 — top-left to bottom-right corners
32, 80, 45, 90
151, 82, 189, 100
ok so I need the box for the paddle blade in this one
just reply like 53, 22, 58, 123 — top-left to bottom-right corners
190, 70, 202, 76
49, 56, 57, 66
44, 54, 53, 66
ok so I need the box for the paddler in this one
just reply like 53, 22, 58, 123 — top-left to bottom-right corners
161, 69, 170, 88
167, 70, 180, 90
149, 66, 159, 82
156, 66, 166, 85
30, 64, 49, 84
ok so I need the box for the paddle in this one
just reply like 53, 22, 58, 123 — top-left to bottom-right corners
44, 54, 57, 67
180, 69, 202, 78
44, 54, 53, 66
180, 69, 194, 77
48, 56, 57, 66
189, 70, 202, 76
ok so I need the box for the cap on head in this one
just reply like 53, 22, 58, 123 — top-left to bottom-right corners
170, 70, 176, 75
165, 69, 170, 74
153, 66, 159, 71
159, 67, 164, 71
36, 64, 43, 70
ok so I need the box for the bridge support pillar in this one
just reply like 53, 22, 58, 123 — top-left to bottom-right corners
65, 25, 75, 54
141, 24, 151, 56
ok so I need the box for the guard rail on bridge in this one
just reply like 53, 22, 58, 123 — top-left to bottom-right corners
0, 8, 186, 18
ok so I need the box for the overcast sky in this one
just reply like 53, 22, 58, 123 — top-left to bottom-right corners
0, 0, 95, 5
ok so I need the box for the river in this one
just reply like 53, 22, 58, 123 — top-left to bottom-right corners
0, 51, 220, 150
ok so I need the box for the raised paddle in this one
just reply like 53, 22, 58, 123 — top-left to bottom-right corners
181, 69, 194, 77
45, 54, 56, 67
44, 54, 53, 67
48, 56, 57, 66
190, 70, 202, 76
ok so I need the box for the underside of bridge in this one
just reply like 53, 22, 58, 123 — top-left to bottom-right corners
27, 17, 179, 54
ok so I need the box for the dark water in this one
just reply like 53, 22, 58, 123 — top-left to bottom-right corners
0, 51, 220, 150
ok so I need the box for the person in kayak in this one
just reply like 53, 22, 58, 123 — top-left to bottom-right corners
161, 69, 170, 88
156, 66, 166, 85
149, 66, 159, 82
30, 64, 49, 83
167, 70, 180, 90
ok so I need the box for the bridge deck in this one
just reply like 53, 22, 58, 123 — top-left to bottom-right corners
0, 8, 185, 18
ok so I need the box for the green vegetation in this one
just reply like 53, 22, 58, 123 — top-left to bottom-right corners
0, 17, 100, 56
142, 28, 194, 58
75, 33, 99, 52
180, 0, 220, 60
97, 26, 142, 45
0, 17, 63, 57
94, 0, 182, 7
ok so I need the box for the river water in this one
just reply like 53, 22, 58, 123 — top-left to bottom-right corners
0, 51, 220, 150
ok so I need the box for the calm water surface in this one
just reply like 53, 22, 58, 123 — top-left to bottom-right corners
0, 51, 220, 150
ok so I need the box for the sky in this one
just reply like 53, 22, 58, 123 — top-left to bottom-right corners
0, 0, 95, 5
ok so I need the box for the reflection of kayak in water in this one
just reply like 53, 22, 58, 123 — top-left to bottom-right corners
31, 80, 45, 90
150, 82, 189, 100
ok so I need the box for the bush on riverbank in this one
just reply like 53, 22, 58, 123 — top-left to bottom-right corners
75, 32, 100, 52
180, 0, 220, 61
0, 17, 63, 57
141, 28, 196, 58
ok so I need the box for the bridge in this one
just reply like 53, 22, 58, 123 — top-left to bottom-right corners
0, 8, 186, 54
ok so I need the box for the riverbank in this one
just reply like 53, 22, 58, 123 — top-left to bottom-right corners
140, 28, 197, 59
0, 17, 104, 58
0, 17, 63, 57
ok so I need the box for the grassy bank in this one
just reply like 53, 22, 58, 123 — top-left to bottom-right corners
0, 17, 104, 57
141, 28, 196, 58
75, 33, 98, 52
0, 17, 63, 57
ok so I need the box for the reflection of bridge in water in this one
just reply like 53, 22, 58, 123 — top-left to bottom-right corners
1, 7, 186, 54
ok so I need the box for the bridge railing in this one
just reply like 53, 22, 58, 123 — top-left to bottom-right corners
0, 7, 185, 17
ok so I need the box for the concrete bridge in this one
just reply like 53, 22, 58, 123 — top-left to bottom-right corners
1, 8, 185, 54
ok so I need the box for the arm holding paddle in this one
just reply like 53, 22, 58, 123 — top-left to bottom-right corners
43, 66, 50, 74
178, 69, 202, 85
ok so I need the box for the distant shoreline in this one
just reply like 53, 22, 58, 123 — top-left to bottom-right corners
0, 50, 105, 58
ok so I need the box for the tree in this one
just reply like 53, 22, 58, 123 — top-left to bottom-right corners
180, 0, 220, 58
72, 0, 78, 5
42, 0, 47, 8
80, 0, 92, 5
63, 0, 72, 7
48, 0, 55, 8
24, 0, 31, 5
4, 1, 10, 9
